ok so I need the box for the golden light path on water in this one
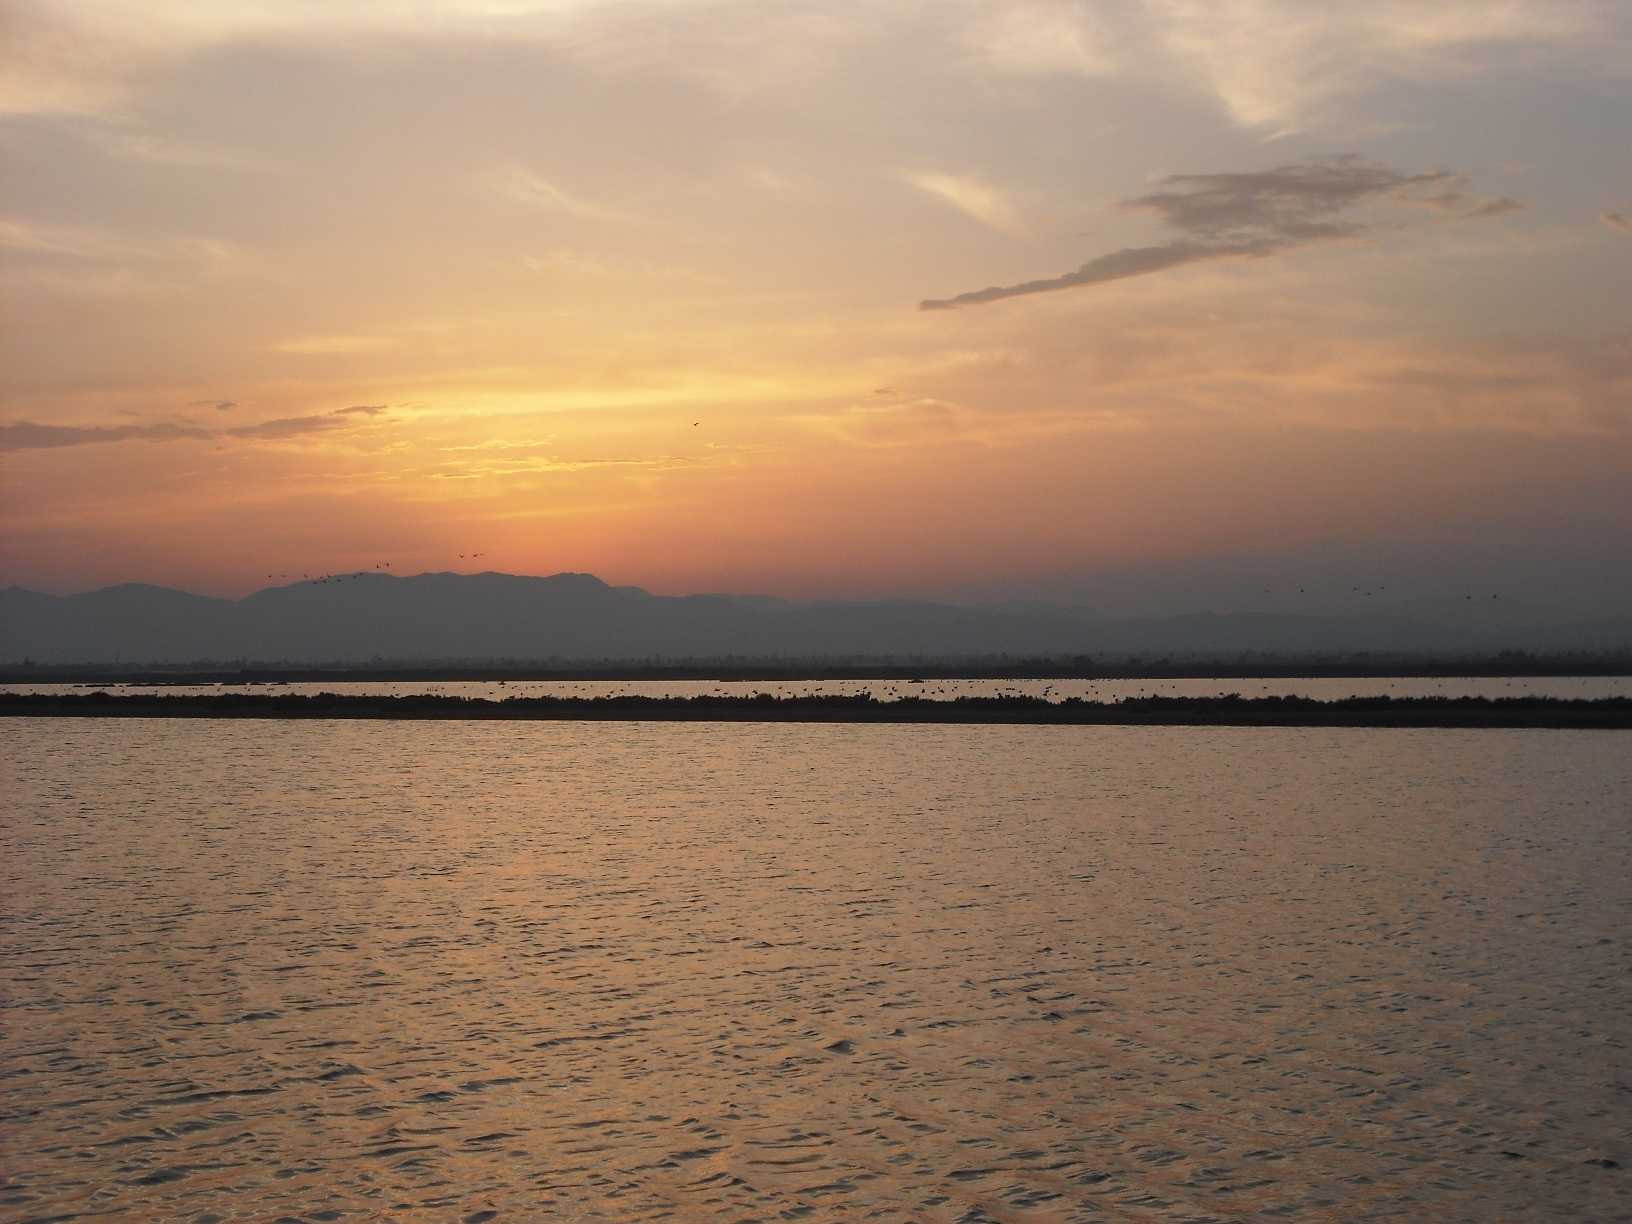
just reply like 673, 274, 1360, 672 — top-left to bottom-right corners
2, 720, 1629, 1221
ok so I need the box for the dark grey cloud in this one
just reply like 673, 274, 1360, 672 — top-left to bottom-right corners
188, 399, 238, 411
2, 405, 386, 451
1604, 211, 1632, 234
921, 239, 1284, 310
921, 157, 1517, 310
0, 420, 210, 452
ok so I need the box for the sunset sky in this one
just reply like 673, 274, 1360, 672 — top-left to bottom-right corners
2, 0, 1629, 614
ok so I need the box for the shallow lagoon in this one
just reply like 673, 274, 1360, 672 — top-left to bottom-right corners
2, 719, 1628, 1221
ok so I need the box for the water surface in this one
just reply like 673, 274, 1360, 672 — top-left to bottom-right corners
2, 720, 1628, 1221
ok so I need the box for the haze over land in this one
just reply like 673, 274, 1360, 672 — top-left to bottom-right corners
3, 570, 1628, 665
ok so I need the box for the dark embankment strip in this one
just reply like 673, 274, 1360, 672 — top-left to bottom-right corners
5, 653, 1631, 685
3, 692, 1630, 728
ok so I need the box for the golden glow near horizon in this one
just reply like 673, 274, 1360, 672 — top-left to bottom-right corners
2, 1, 1629, 612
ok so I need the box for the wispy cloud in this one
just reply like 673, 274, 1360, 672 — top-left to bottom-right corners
0, 217, 145, 260
0, 420, 210, 452
1604, 210, 1632, 234
902, 171, 1023, 233
492, 165, 638, 224
962, 0, 1117, 77
2, 406, 387, 452
270, 335, 399, 355
1405, 189, 1524, 219
225, 406, 390, 439
427, 454, 694, 480
90, 125, 282, 173
440, 437, 557, 453
960, 0, 1623, 135
0, 216, 253, 300
795, 395, 1102, 450
921, 157, 1517, 310
1144, 0, 1610, 134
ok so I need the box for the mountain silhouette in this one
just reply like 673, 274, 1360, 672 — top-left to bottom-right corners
2, 571, 1628, 664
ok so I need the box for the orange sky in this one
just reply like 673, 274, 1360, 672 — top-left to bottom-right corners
2, 2, 1629, 614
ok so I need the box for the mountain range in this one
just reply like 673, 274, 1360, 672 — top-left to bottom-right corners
2, 571, 1629, 665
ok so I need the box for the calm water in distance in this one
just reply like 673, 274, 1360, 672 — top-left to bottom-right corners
2, 719, 1629, 1221
6, 675, 1632, 701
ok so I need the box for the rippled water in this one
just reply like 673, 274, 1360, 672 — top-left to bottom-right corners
6, 674, 1632, 702
2, 719, 1628, 1222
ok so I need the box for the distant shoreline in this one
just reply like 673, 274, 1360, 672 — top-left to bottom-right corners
4, 692, 1629, 728
3, 654, 1630, 685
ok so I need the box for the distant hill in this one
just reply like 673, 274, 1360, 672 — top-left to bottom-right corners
2, 571, 1629, 665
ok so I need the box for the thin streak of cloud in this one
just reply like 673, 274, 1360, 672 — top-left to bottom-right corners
225, 416, 346, 440
225, 406, 390, 439
922, 241, 1269, 311
492, 165, 638, 224
921, 157, 1518, 310
1409, 190, 1524, 219
1, 406, 387, 451
0, 420, 210, 452
440, 437, 557, 452
1462, 196, 1523, 219
427, 454, 694, 479
0, 217, 144, 260
90, 126, 283, 173
903, 171, 1024, 233
270, 335, 399, 355
1603, 211, 1632, 234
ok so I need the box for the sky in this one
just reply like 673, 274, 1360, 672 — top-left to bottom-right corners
2, 0, 1629, 616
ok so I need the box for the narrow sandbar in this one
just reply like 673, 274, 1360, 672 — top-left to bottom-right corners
4, 691, 1629, 728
